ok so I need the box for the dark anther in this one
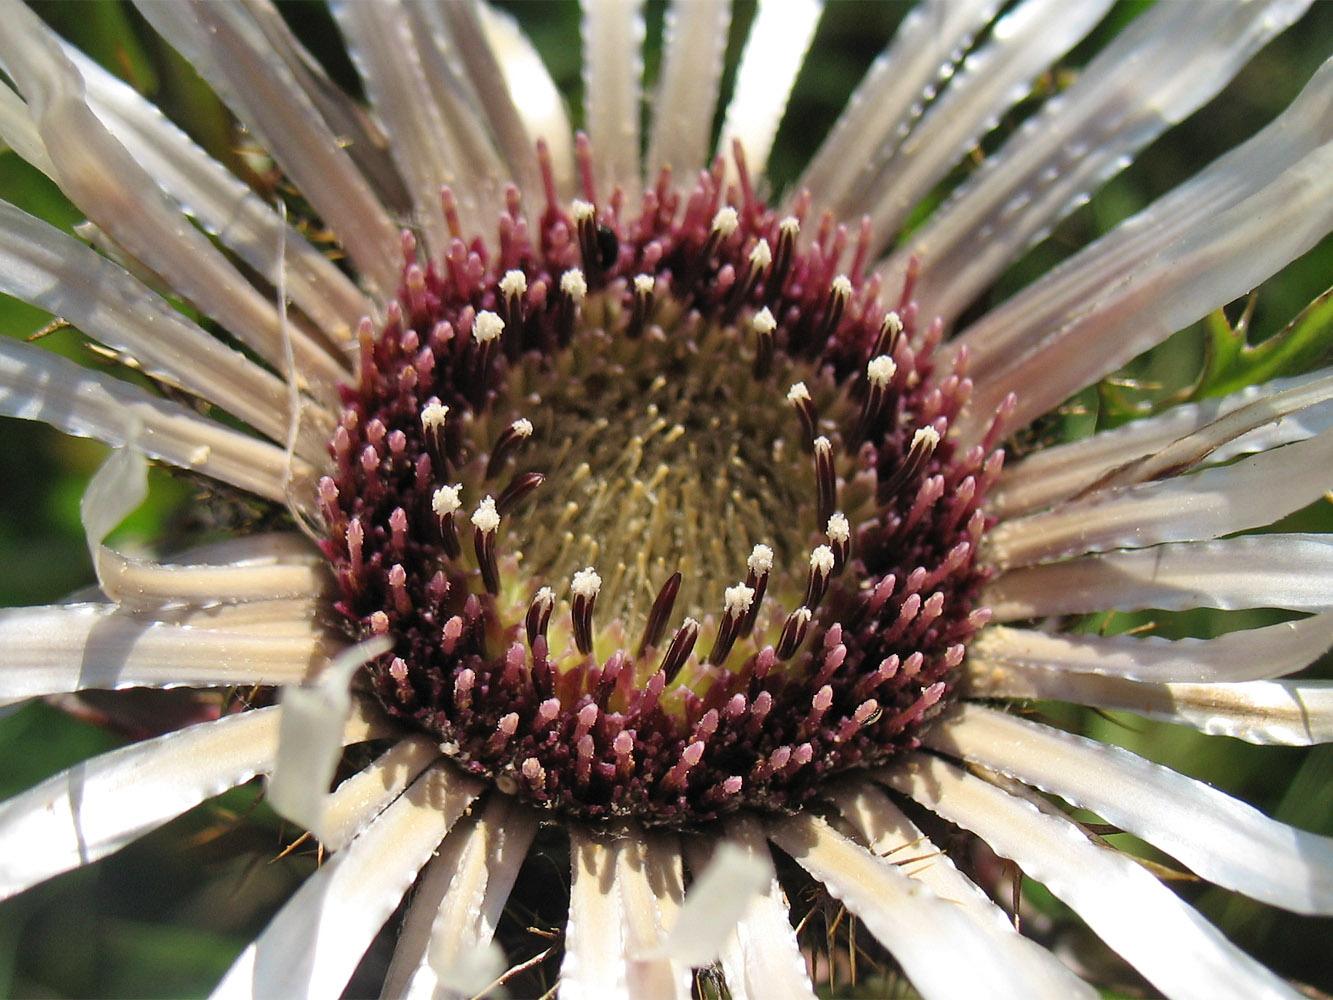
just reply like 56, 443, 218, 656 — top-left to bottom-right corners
496, 471, 544, 517
596, 224, 619, 272
638, 571, 682, 657
526, 587, 555, 648
661, 617, 701, 683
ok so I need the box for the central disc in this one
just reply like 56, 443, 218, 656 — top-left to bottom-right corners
317, 158, 997, 826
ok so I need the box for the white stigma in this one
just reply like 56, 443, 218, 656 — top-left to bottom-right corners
534, 585, 555, 608
826, 512, 850, 543
831, 274, 853, 300
634, 273, 656, 295
471, 495, 500, 533
882, 311, 904, 336
712, 206, 739, 238
748, 543, 774, 575
748, 239, 772, 270
499, 269, 527, 297
421, 401, 449, 431
724, 583, 756, 615
814, 435, 832, 457
867, 355, 897, 386
571, 199, 596, 223
561, 269, 588, 303
913, 426, 942, 451
473, 310, 504, 343
432, 484, 462, 517
753, 307, 777, 335
787, 382, 811, 405
511, 418, 534, 438
779, 216, 800, 238
571, 566, 603, 599
810, 545, 835, 574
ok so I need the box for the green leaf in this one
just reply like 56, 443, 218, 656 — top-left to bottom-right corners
1195, 285, 1333, 398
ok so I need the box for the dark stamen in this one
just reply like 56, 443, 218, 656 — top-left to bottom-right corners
739, 544, 773, 639
776, 607, 812, 659
499, 269, 527, 334
558, 269, 587, 343
854, 354, 897, 446
471, 495, 501, 594
814, 435, 837, 528
495, 471, 545, 517
572, 200, 600, 278
871, 310, 904, 360
707, 583, 754, 666
788, 383, 818, 444
814, 274, 851, 348
472, 310, 504, 385
878, 425, 941, 502
485, 418, 534, 479
626, 274, 656, 339
570, 567, 602, 657
638, 571, 682, 656
526, 586, 555, 648
431, 484, 462, 559
765, 216, 799, 305
661, 617, 700, 682
803, 545, 835, 609
723, 238, 771, 323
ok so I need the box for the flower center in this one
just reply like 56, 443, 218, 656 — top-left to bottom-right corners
318, 147, 999, 826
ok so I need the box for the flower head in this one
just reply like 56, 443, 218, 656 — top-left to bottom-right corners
2, 2, 1333, 998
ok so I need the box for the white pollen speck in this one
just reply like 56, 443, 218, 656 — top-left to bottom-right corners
753, 307, 777, 334
779, 216, 800, 237
882, 311, 903, 335
188, 444, 211, 465
473, 310, 504, 343
827, 512, 850, 543
748, 544, 774, 574
634, 273, 656, 295
810, 545, 835, 574
471, 495, 500, 532
814, 435, 832, 456
786, 382, 810, 404
421, 401, 449, 430
867, 355, 897, 386
499, 270, 527, 297
712, 206, 739, 237
572, 566, 602, 599
913, 426, 942, 451
749, 239, 772, 269
724, 584, 756, 615
831, 274, 852, 299
571, 199, 595, 222
511, 418, 534, 438
561, 269, 588, 302
534, 586, 555, 608
432, 484, 462, 516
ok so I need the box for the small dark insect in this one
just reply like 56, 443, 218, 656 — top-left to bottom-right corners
595, 223, 619, 271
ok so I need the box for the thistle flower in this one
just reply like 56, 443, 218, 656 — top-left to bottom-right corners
2, 2, 1333, 998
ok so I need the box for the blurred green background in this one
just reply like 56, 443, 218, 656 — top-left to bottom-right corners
2, 1, 1333, 996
